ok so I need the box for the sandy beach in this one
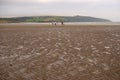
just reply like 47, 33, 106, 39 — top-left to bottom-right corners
0, 24, 120, 80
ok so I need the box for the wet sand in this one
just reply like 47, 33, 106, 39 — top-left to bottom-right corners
0, 24, 120, 80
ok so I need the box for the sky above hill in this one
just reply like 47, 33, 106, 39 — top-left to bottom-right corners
0, 0, 120, 21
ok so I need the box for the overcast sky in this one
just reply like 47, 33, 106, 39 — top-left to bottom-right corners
0, 0, 120, 21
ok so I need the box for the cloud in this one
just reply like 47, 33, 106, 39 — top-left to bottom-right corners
0, 0, 100, 5
0, 0, 120, 21
35, 0, 100, 3
0, 0, 119, 3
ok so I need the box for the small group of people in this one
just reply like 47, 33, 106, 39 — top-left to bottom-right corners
51, 21, 64, 26
52, 22, 57, 25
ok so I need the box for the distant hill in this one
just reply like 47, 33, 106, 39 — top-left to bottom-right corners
0, 16, 111, 23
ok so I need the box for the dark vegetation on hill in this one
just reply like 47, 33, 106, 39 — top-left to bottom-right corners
0, 16, 111, 23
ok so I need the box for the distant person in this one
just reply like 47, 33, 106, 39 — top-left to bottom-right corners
61, 21, 64, 25
52, 22, 54, 25
54, 22, 56, 25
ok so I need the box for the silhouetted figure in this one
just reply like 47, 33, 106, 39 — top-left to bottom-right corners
61, 21, 64, 25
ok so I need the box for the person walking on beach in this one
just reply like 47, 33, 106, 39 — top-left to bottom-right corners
54, 22, 56, 25
61, 21, 64, 25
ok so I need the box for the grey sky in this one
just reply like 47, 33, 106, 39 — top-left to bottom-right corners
0, 0, 120, 21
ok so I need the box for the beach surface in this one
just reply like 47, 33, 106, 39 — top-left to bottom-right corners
0, 24, 120, 80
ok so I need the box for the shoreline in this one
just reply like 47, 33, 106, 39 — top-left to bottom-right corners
0, 22, 120, 26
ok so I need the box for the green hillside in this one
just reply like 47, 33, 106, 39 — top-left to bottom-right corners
0, 16, 111, 23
